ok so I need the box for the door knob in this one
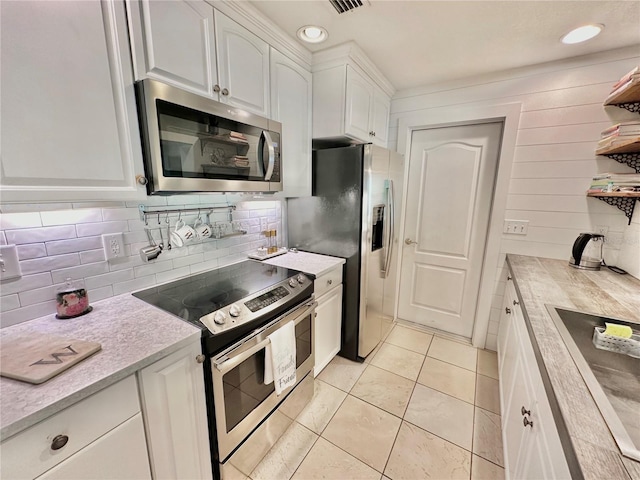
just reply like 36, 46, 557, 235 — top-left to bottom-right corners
404, 238, 417, 245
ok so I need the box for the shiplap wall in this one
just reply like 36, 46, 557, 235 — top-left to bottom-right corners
389, 46, 640, 350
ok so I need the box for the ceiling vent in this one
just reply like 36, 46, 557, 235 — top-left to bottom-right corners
329, 0, 365, 14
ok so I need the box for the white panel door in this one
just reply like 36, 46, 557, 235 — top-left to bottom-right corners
345, 66, 373, 142
132, 0, 217, 96
398, 122, 502, 337
270, 48, 312, 198
215, 11, 270, 116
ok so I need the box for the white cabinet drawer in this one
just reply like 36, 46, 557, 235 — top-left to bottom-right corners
1, 375, 140, 480
314, 266, 343, 298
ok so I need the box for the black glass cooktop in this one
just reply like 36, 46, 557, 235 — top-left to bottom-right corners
133, 261, 299, 325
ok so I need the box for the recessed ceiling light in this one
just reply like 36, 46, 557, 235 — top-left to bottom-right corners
561, 24, 604, 44
297, 25, 328, 44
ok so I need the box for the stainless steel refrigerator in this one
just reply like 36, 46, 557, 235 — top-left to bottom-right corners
287, 144, 404, 361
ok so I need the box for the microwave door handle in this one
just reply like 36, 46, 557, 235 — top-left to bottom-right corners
262, 131, 275, 181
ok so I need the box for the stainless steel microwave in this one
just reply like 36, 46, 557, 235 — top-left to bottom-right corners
135, 79, 282, 194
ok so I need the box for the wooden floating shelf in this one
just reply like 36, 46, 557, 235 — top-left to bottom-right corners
603, 78, 640, 107
595, 137, 640, 156
587, 192, 640, 224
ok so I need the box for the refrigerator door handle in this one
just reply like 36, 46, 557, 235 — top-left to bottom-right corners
382, 179, 394, 278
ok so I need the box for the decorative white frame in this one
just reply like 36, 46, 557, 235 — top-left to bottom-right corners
396, 102, 522, 348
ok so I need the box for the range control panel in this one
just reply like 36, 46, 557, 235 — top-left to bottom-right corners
245, 286, 290, 312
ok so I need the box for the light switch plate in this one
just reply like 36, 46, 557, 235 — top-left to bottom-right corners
0, 245, 22, 281
503, 219, 529, 235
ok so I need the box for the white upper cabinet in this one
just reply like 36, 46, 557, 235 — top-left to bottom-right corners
214, 11, 270, 117
128, 0, 270, 117
128, 0, 217, 96
312, 43, 394, 148
0, 0, 146, 202
270, 48, 312, 197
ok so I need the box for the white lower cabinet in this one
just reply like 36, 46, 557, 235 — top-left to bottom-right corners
37, 414, 150, 480
0, 376, 149, 480
0, 341, 212, 480
313, 266, 344, 376
498, 275, 571, 480
138, 341, 212, 480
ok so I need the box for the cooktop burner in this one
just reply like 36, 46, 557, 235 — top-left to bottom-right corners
132, 260, 311, 336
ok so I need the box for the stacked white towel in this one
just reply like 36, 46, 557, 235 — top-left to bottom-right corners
264, 321, 297, 395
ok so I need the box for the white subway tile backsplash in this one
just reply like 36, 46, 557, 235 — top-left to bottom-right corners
0, 200, 283, 326
172, 253, 205, 269
6, 225, 77, 244
46, 236, 103, 255
85, 269, 134, 289
0, 212, 42, 229
40, 208, 103, 226
89, 285, 114, 303
0, 294, 20, 312
17, 243, 47, 260
20, 253, 80, 275
80, 249, 106, 264
76, 220, 129, 237
102, 207, 141, 221
52, 262, 110, 283
0, 203, 73, 213
156, 265, 191, 284
0, 301, 56, 328
112, 275, 156, 296
18, 284, 62, 306
0, 272, 53, 296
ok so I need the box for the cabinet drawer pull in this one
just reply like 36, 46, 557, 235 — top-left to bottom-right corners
521, 406, 531, 416
523, 416, 534, 428
513, 299, 520, 306
51, 434, 69, 451
327, 279, 332, 286
505, 307, 511, 314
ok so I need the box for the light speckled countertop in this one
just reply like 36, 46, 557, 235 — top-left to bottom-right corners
254, 251, 345, 277
0, 294, 200, 440
507, 254, 640, 480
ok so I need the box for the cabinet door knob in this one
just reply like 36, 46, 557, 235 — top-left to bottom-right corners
505, 307, 511, 314
507, 275, 512, 281
327, 279, 332, 286
521, 406, 531, 416
135, 174, 148, 186
196, 354, 206, 364
523, 416, 534, 428
221, 88, 229, 96
513, 299, 520, 306
213, 84, 221, 93
372, 131, 376, 137
51, 434, 69, 450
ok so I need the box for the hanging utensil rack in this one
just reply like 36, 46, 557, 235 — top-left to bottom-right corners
138, 204, 236, 222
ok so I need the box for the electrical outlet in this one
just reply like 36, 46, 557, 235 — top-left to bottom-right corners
503, 220, 529, 235
0, 245, 22, 280
102, 233, 125, 260
595, 225, 609, 236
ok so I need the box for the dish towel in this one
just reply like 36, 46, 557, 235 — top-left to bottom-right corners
264, 321, 297, 395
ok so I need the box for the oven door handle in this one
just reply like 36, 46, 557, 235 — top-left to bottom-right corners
212, 300, 316, 374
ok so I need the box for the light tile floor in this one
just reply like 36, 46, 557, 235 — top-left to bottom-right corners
243, 323, 505, 480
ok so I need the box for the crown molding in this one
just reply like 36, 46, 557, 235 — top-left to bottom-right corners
312, 41, 395, 97
207, 0, 312, 70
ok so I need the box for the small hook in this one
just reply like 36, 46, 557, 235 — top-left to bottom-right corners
157, 213, 161, 225
178, 211, 182, 221
165, 213, 170, 224
144, 215, 148, 227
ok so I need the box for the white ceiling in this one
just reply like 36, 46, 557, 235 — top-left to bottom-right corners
249, 0, 640, 92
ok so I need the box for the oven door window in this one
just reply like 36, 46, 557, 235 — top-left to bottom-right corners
222, 314, 311, 432
156, 99, 280, 182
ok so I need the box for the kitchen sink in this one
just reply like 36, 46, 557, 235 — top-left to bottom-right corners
546, 305, 640, 462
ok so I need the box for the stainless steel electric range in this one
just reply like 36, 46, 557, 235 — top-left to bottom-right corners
133, 260, 316, 479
